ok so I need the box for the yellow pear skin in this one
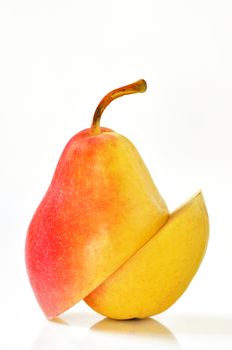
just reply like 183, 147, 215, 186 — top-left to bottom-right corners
85, 192, 209, 319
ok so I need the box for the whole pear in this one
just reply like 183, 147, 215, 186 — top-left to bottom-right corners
25, 80, 169, 318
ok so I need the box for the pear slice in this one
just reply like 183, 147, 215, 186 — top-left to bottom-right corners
85, 192, 209, 319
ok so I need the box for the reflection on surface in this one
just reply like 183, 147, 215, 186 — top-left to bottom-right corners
90, 317, 182, 349
30, 312, 232, 350
91, 317, 177, 338
31, 312, 182, 350
51, 317, 68, 326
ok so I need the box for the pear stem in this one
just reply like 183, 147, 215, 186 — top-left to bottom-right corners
91, 79, 147, 135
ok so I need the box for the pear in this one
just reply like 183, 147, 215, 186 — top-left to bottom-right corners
85, 192, 209, 319
25, 79, 169, 318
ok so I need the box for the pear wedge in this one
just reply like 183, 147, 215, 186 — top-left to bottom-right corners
85, 192, 209, 319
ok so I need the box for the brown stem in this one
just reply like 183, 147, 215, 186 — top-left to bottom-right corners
91, 79, 147, 135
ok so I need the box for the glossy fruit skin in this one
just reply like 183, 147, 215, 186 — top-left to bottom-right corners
25, 127, 168, 318
85, 192, 209, 319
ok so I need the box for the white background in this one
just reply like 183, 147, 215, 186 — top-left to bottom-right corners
0, 1, 232, 349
